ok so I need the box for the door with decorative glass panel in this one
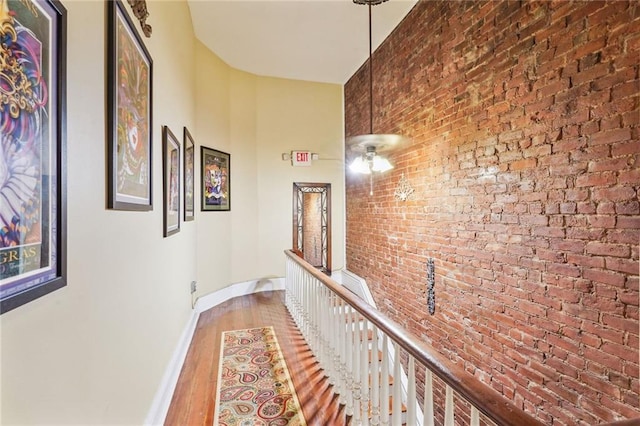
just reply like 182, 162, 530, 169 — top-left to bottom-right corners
292, 182, 331, 275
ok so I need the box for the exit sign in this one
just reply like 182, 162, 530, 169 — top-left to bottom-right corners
292, 151, 312, 166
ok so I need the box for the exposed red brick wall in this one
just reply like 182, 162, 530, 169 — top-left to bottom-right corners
344, 1, 639, 424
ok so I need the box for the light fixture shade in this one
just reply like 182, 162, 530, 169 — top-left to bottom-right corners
371, 155, 393, 172
346, 134, 407, 150
349, 156, 371, 174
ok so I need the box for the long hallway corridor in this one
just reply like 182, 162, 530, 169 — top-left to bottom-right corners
165, 291, 349, 425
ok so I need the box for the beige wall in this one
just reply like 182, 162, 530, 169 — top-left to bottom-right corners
0, 1, 344, 424
194, 42, 345, 295
255, 76, 345, 279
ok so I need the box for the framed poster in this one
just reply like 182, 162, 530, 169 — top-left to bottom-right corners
183, 127, 195, 221
0, 0, 67, 314
162, 126, 180, 237
200, 147, 230, 212
107, 0, 153, 211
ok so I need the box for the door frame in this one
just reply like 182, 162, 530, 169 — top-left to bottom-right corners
292, 182, 331, 275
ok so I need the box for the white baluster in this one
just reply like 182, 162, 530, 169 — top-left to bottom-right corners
327, 292, 337, 385
295, 263, 302, 324
332, 295, 340, 389
360, 317, 370, 426
470, 407, 479, 426
422, 369, 434, 426
289, 260, 296, 322
286, 259, 293, 317
407, 357, 416, 425
284, 261, 288, 306
303, 277, 309, 336
345, 304, 354, 417
319, 286, 329, 373
299, 267, 304, 325
334, 294, 342, 388
370, 325, 380, 425
313, 279, 320, 356
343, 299, 350, 404
444, 385, 454, 426
380, 335, 390, 426
315, 284, 323, 369
392, 344, 402, 426
306, 275, 312, 340
307, 274, 312, 340
308, 278, 314, 348
337, 298, 346, 400
326, 290, 335, 380
288, 258, 293, 312
295, 263, 302, 325
352, 311, 361, 423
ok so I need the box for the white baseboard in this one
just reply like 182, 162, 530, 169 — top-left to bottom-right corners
195, 277, 285, 314
144, 307, 199, 426
144, 277, 285, 425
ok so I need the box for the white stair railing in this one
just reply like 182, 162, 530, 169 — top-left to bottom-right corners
285, 250, 544, 426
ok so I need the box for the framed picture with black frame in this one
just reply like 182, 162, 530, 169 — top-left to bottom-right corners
200, 147, 230, 212
106, 0, 153, 211
162, 126, 181, 237
0, 0, 68, 314
183, 127, 195, 221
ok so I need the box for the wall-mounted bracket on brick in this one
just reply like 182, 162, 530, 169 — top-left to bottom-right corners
427, 258, 435, 315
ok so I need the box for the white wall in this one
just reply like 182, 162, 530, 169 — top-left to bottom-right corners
0, 1, 344, 424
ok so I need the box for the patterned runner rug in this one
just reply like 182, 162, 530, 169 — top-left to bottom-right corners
213, 326, 307, 426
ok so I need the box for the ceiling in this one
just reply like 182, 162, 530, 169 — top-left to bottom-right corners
187, 0, 418, 85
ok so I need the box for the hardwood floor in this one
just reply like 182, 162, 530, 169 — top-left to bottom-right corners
164, 291, 349, 425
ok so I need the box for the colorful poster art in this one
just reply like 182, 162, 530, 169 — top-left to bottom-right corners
201, 146, 230, 212
0, 0, 67, 314
162, 126, 180, 237
107, 0, 152, 211
183, 127, 194, 221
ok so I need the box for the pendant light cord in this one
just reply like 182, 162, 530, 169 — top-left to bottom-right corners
368, 2, 373, 135
368, 2, 374, 195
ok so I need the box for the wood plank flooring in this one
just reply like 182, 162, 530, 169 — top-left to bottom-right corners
164, 291, 349, 425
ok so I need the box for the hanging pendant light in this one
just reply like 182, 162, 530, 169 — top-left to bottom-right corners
347, 0, 407, 190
